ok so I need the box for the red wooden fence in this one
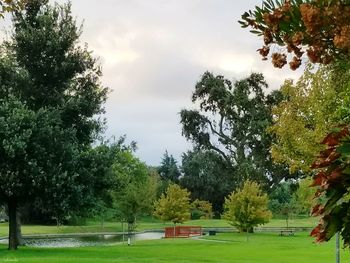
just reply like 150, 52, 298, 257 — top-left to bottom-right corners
164, 226, 202, 238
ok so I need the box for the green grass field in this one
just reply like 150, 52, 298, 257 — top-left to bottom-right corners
0, 232, 348, 263
0, 217, 319, 237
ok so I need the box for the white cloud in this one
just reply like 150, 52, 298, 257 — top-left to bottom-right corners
62, 0, 304, 165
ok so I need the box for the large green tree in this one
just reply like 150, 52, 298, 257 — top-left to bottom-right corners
180, 72, 295, 190
180, 149, 234, 214
0, 1, 107, 250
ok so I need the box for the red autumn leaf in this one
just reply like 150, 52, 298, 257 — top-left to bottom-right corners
310, 171, 328, 187
322, 133, 339, 146
321, 126, 350, 146
310, 161, 320, 169
311, 204, 325, 216
338, 126, 350, 139
328, 168, 343, 182
315, 231, 327, 243
325, 151, 341, 163
318, 147, 336, 158
310, 224, 321, 237
312, 150, 340, 169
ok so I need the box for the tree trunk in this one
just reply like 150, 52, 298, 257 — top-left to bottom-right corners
8, 199, 18, 250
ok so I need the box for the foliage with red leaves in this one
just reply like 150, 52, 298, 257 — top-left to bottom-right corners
240, 0, 350, 70
310, 125, 350, 245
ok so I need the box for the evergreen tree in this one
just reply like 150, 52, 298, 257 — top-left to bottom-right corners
158, 151, 181, 183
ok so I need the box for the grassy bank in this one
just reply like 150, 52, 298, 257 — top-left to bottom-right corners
0, 232, 348, 263
0, 217, 319, 237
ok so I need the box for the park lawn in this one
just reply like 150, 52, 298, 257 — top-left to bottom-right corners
0, 217, 319, 237
0, 232, 348, 263
263, 217, 319, 228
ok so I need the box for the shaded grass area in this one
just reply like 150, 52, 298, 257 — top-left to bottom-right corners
0, 217, 319, 237
0, 232, 348, 263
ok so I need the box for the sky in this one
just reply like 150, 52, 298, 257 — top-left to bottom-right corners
57, 0, 302, 166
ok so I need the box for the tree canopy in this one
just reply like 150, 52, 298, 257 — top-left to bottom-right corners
0, 1, 108, 250
113, 150, 158, 231
157, 151, 181, 183
270, 64, 350, 172
223, 180, 271, 232
154, 184, 191, 225
180, 72, 295, 190
180, 149, 234, 214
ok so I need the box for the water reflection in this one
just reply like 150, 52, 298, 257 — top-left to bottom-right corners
0, 232, 164, 248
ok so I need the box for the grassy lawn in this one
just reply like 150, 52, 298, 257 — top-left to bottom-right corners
0, 232, 348, 262
0, 217, 319, 237
263, 217, 318, 228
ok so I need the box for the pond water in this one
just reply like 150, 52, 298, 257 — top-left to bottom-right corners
0, 232, 164, 248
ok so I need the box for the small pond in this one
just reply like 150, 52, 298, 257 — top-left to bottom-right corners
0, 232, 164, 248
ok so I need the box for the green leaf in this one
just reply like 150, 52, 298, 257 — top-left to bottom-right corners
337, 143, 350, 157
250, 30, 262, 35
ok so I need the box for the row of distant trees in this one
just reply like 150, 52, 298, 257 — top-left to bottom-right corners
153, 179, 314, 233
157, 151, 315, 222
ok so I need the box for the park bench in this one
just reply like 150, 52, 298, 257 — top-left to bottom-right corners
280, 229, 294, 236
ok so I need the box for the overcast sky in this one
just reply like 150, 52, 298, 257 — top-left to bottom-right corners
60, 0, 302, 166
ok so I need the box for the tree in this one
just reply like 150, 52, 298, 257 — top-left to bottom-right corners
190, 199, 213, 220
269, 182, 296, 227
180, 149, 235, 214
157, 151, 181, 183
113, 151, 158, 234
223, 180, 271, 233
66, 143, 122, 227
180, 72, 296, 190
293, 177, 315, 215
241, 0, 350, 246
240, 0, 350, 69
0, 1, 108, 250
270, 64, 350, 172
154, 184, 191, 225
